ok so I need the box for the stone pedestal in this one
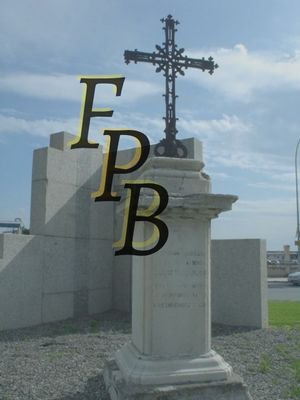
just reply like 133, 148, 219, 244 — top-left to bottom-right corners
104, 157, 252, 400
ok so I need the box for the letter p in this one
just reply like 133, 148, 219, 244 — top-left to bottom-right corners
92, 130, 150, 201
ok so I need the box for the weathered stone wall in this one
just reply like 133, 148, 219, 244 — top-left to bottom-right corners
0, 132, 114, 330
211, 239, 268, 328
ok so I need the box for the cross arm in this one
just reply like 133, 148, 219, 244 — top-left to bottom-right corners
124, 49, 162, 65
177, 56, 218, 75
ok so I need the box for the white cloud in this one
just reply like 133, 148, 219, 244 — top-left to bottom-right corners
248, 181, 295, 192
178, 114, 251, 151
0, 114, 77, 138
186, 44, 300, 101
270, 172, 296, 184
210, 172, 231, 180
122, 80, 161, 102
0, 74, 79, 102
179, 114, 250, 135
234, 198, 295, 217
0, 109, 293, 187
0, 111, 163, 143
0, 73, 161, 104
207, 148, 292, 174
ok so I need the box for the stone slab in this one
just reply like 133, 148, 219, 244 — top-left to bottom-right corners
0, 234, 43, 330
42, 292, 74, 323
88, 287, 112, 314
115, 343, 232, 385
42, 237, 76, 294
211, 239, 268, 328
87, 239, 113, 289
112, 255, 132, 312
104, 359, 253, 400
49, 131, 75, 150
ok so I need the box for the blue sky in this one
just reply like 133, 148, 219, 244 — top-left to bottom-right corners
1, 0, 300, 250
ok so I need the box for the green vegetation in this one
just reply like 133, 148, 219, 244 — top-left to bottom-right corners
275, 343, 290, 358
292, 360, 300, 383
258, 352, 271, 373
89, 319, 101, 332
288, 385, 300, 399
268, 301, 300, 398
269, 301, 300, 328
61, 324, 78, 334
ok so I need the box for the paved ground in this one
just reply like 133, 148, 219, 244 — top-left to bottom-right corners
268, 279, 300, 300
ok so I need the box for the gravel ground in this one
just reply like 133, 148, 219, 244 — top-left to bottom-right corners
0, 311, 299, 400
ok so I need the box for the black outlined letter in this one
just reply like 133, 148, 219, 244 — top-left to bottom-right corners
114, 182, 169, 255
71, 75, 125, 149
92, 130, 150, 201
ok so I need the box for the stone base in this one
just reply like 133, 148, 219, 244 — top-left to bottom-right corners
115, 343, 232, 385
104, 359, 253, 400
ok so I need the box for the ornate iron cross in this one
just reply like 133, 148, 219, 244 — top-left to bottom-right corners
124, 15, 218, 158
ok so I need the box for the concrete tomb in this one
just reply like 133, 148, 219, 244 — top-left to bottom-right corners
104, 155, 252, 399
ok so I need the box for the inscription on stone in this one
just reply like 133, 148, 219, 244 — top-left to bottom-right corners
152, 254, 206, 310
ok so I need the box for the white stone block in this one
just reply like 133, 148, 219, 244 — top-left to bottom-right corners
46, 147, 77, 185
131, 216, 211, 358
135, 157, 211, 195
88, 287, 112, 314
112, 255, 132, 312
0, 234, 43, 330
0, 234, 38, 264
49, 131, 75, 150
104, 362, 252, 400
73, 187, 94, 237
75, 147, 102, 190
33, 147, 77, 185
88, 239, 113, 290
211, 239, 268, 328
30, 180, 47, 234
31, 148, 48, 182
182, 137, 203, 160
41, 181, 77, 236
31, 179, 78, 237
42, 237, 76, 294
42, 293, 74, 323
89, 201, 114, 239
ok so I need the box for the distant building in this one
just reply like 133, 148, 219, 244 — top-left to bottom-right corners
0, 218, 25, 234
267, 245, 298, 264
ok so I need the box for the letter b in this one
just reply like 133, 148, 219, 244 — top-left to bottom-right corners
114, 182, 169, 256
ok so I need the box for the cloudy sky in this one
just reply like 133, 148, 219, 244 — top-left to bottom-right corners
1, 0, 300, 250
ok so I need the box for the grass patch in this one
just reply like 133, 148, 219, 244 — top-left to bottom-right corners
275, 344, 290, 358
292, 360, 300, 382
89, 320, 101, 333
258, 352, 271, 373
288, 385, 300, 399
269, 301, 300, 327
61, 324, 78, 334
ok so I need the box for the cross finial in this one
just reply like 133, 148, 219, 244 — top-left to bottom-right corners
124, 16, 218, 158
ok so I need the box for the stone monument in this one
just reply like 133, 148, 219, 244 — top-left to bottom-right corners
104, 15, 252, 398
0, 14, 266, 340
104, 155, 252, 399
